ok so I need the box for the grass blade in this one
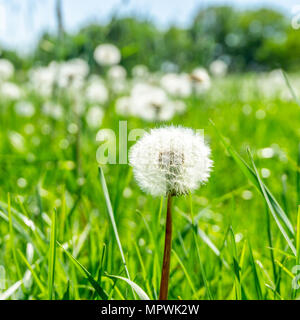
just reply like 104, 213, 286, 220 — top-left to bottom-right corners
227, 227, 242, 300
247, 150, 296, 256
7, 194, 22, 282
17, 249, 46, 294
0, 280, 22, 300
172, 249, 197, 297
211, 121, 294, 238
297, 206, 300, 265
48, 209, 57, 300
281, 69, 300, 107
58, 242, 108, 300
248, 240, 263, 300
105, 274, 150, 300
98, 168, 131, 281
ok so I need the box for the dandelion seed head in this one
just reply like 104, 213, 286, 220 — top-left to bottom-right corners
107, 65, 127, 81
94, 44, 121, 66
0, 59, 14, 80
86, 105, 104, 129
129, 126, 213, 197
209, 59, 228, 77
190, 67, 211, 93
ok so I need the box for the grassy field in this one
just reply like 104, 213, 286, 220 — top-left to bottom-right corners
0, 70, 300, 300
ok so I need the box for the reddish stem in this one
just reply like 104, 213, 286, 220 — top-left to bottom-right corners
159, 194, 173, 300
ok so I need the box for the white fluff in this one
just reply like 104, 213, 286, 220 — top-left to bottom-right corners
191, 67, 211, 93
129, 126, 213, 197
94, 44, 121, 66
0, 59, 14, 80
209, 60, 228, 77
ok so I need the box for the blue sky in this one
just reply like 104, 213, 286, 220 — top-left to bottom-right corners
0, 0, 298, 52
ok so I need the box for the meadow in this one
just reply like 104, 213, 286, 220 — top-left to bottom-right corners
0, 50, 300, 300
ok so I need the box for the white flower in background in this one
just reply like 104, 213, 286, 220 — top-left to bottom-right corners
161, 61, 179, 73
42, 102, 63, 120
130, 83, 171, 121
257, 147, 275, 159
57, 59, 89, 89
115, 96, 131, 116
256, 69, 287, 100
8, 131, 26, 152
190, 67, 211, 93
85, 77, 108, 104
85, 105, 104, 129
115, 82, 185, 121
110, 80, 127, 94
14, 101, 35, 117
0, 82, 22, 100
129, 126, 213, 196
107, 65, 127, 81
94, 44, 121, 66
170, 100, 186, 114
29, 65, 57, 97
29, 59, 89, 96
132, 64, 149, 78
160, 73, 192, 98
0, 59, 14, 80
209, 59, 228, 77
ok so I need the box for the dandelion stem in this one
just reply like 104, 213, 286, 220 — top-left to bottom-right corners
159, 194, 173, 300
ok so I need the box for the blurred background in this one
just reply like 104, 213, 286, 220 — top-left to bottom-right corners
0, 0, 299, 73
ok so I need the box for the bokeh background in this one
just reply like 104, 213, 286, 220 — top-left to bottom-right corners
1, 0, 300, 72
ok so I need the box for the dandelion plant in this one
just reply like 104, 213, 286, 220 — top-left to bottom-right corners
129, 126, 212, 299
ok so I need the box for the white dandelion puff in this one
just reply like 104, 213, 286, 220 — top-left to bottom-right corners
85, 78, 108, 104
107, 65, 127, 81
0, 59, 14, 80
129, 126, 213, 197
94, 44, 121, 66
190, 67, 211, 93
209, 59, 228, 77
14, 101, 35, 117
85, 105, 104, 129
0, 82, 22, 100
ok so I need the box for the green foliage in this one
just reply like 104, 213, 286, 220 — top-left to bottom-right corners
5, 6, 295, 73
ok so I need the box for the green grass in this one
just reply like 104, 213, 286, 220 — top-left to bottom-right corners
0, 73, 300, 300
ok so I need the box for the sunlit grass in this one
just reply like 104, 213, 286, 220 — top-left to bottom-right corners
0, 74, 300, 300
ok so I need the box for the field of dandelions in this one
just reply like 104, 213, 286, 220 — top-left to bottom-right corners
1, 43, 300, 300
